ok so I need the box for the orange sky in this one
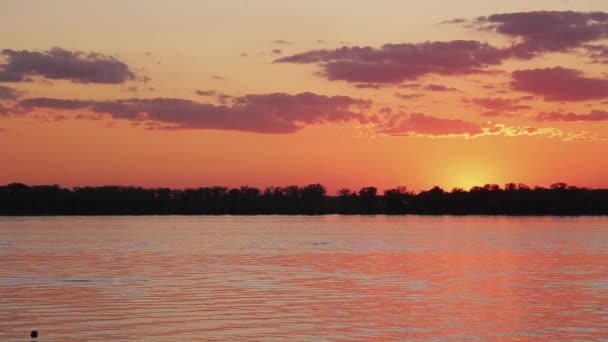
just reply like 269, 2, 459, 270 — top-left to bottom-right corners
0, 1, 607, 193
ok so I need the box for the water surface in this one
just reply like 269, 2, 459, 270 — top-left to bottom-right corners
1, 216, 607, 341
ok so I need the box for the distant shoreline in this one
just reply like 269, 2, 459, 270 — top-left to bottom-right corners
2, 183, 607, 216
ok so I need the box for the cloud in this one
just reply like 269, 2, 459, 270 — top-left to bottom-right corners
18, 98, 95, 110
535, 110, 608, 122
271, 49, 283, 55
585, 44, 608, 63
399, 83, 458, 92
195, 90, 217, 97
394, 93, 424, 100
468, 97, 532, 117
482, 124, 602, 141
138, 75, 152, 83
0, 70, 25, 82
12, 93, 601, 141
17, 93, 371, 134
375, 110, 598, 140
398, 83, 422, 89
0, 86, 22, 100
195, 90, 234, 104
355, 83, 382, 89
0, 105, 11, 116
441, 18, 467, 24
274, 40, 508, 83
511, 67, 608, 101
474, 11, 608, 58
483, 124, 563, 138
0, 47, 135, 83
424, 84, 458, 92
271, 40, 293, 45
378, 112, 483, 136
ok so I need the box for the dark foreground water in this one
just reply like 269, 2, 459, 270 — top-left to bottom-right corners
1, 216, 607, 341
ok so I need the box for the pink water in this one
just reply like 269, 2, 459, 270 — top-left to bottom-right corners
1, 216, 607, 341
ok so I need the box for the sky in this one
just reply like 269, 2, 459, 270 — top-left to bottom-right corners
0, 0, 607, 192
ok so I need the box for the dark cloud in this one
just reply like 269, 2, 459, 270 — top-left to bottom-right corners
378, 112, 483, 136
272, 49, 283, 55
0, 86, 22, 100
0, 47, 135, 83
274, 40, 508, 83
474, 11, 608, 58
0, 70, 26, 82
469, 97, 532, 117
211, 75, 224, 80
535, 110, 608, 122
17, 93, 371, 134
511, 67, 608, 101
19, 97, 95, 110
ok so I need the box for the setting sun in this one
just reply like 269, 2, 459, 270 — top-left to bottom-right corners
445, 162, 500, 190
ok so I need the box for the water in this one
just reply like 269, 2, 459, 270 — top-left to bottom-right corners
1, 215, 607, 341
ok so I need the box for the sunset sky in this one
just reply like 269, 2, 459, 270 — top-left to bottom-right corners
0, 0, 607, 192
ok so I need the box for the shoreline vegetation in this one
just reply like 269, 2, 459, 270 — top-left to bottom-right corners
1, 183, 607, 216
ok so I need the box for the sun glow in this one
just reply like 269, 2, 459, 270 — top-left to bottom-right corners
446, 163, 498, 190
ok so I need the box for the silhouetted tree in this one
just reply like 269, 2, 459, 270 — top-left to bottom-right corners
0, 182, 606, 215
336, 188, 358, 214
300, 184, 327, 214
358, 187, 378, 214
383, 186, 411, 214
416, 186, 446, 213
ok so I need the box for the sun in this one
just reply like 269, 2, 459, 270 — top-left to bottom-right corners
446, 163, 497, 190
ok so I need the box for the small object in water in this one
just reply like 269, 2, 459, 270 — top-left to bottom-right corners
31, 330, 38, 339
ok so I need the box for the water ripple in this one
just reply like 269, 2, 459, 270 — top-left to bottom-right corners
1, 215, 607, 340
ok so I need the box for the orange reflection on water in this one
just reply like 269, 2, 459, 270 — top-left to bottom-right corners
1, 216, 607, 341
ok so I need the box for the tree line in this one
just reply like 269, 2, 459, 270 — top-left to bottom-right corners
0, 182, 606, 215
